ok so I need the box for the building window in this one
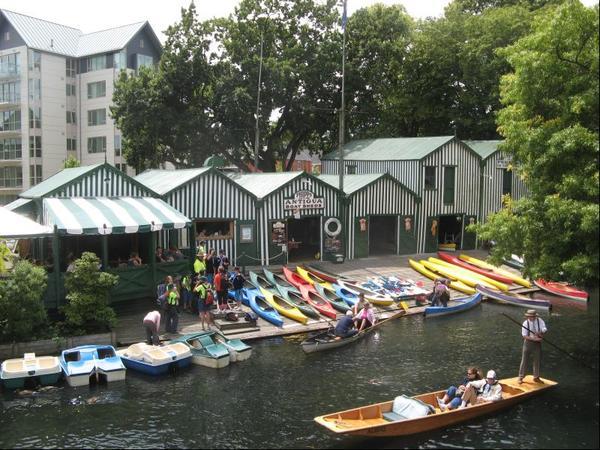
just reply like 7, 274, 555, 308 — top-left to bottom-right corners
113, 51, 127, 70
28, 79, 41, 101
29, 107, 41, 128
195, 220, 234, 241
424, 167, 436, 189
66, 83, 76, 96
66, 58, 77, 77
345, 165, 357, 174
29, 136, 42, 158
502, 169, 513, 196
0, 138, 22, 160
0, 194, 18, 206
0, 166, 23, 188
136, 54, 154, 70
114, 135, 122, 156
29, 164, 42, 186
116, 163, 127, 172
0, 81, 20, 103
1, 110, 21, 131
88, 136, 106, 153
87, 55, 107, 72
87, 81, 106, 99
28, 50, 41, 71
4, 32, 9, 41
66, 111, 77, 125
88, 108, 106, 126
140, 39, 145, 48
0, 53, 20, 76
67, 138, 77, 151
443, 166, 456, 205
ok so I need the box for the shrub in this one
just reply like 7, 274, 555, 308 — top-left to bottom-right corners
0, 260, 49, 343
62, 252, 119, 335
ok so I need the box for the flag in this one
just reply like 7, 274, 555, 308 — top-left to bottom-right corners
341, 0, 348, 31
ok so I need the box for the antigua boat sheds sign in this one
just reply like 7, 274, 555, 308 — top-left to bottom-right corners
284, 190, 325, 211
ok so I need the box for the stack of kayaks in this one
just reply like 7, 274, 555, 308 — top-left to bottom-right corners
458, 254, 531, 288
409, 259, 476, 295
259, 286, 309, 324
117, 342, 192, 376
424, 293, 482, 317
1, 353, 62, 389
475, 284, 551, 311
438, 252, 514, 285
425, 257, 510, 291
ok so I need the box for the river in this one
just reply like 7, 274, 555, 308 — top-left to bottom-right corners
1, 290, 598, 449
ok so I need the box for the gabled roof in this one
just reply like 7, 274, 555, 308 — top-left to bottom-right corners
20, 164, 103, 198
226, 172, 303, 199
322, 136, 456, 161
134, 168, 212, 196
463, 140, 504, 161
317, 173, 419, 198
1, 9, 161, 57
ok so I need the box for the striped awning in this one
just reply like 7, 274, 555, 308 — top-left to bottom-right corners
43, 197, 191, 235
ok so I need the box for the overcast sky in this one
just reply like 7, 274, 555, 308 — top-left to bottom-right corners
2, 0, 597, 42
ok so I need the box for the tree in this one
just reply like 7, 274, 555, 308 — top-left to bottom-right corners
63, 155, 81, 168
474, 2, 599, 285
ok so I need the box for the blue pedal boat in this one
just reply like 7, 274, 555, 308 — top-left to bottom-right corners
116, 342, 192, 376
59, 345, 126, 387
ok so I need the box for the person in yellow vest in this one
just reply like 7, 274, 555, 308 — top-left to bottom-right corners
164, 284, 180, 333
194, 252, 206, 277
194, 276, 214, 330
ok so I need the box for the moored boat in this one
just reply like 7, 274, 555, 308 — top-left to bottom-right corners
1, 353, 61, 389
438, 252, 514, 285
534, 280, 589, 302
116, 343, 192, 376
458, 254, 531, 288
259, 287, 309, 324
428, 257, 509, 291
212, 330, 252, 362
299, 285, 338, 319
314, 376, 557, 437
408, 259, 476, 295
172, 332, 231, 369
60, 345, 126, 387
314, 282, 352, 313
424, 293, 482, 317
475, 284, 551, 311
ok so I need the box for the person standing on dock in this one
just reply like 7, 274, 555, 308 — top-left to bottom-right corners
143, 310, 161, 345
518, 309, 547, 384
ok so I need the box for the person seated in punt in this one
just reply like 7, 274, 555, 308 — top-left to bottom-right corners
457, 369, 503, 409
334, 310, 358, 339
437, 367, 482, 411
355, 301, 376, 332
352, 293, 366, 316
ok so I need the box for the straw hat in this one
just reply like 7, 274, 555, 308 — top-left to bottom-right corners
524, 309, 538, 317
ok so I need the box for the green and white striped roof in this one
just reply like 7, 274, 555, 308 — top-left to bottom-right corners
463, 140, 504, 161
43, 197, 191, 235
134, 168, 212, 196
227, 172, 303, 199
318, 173, 420, 198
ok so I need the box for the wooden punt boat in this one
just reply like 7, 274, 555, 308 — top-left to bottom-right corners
420, 260, 498, 291
299, 285, 338, 319
428, 257, 509, 291
534, 279, 589, 302
438, 252, 514, 285
259, 287, 309, 324
475, 284, 551, 311
408, 259, 476, 295
336, 280, 395, 306
458, 254, 531, 288
300, 309, 405, 354
424, 293, 482, 317
314, 376, 557, 437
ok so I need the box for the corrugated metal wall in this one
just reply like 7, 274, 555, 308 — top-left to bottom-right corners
54, 166, 152, 198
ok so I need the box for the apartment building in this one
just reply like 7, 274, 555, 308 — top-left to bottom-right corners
0, 9, 161, 204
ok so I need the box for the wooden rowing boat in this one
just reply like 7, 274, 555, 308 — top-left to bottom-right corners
314, 376, 557, 437
475, 284, 551, 311
300, 309, 405, 354
458, 254, 531, 288
534, 279, 589, 302
408, 259, 476, 295
424, 293, 482, 317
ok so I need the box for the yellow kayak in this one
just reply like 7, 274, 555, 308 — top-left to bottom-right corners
420, 260, 498, 290
408, 259, 476, 295
259, 287, 308, 325
296, 266, 334, 292
427, 257, 509, 291
458, 254, 531, 288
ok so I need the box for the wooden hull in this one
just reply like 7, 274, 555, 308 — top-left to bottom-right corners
438, 252, 514, 284
476, 284, 551, 311
534, 280, 589, 302
314, 376, 557, 437
458, 254, 531, 288
408, 259, 476, 295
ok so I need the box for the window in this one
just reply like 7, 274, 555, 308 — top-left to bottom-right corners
88, 136, 106, 153
195, 220, 234, 241
116, 163, 127, 172
0, 53, 20, 76
424, 167, 436, 189
0, 81, 20, 103
88, 108, 106, 126
87, 55, 107, 71
0, 194, 18, 206
0, 166, 23, 188
114, 135, 122, 156
28, 50, 41, 71
29, 164, 42, 186
0, 138, 22, 160
345, 165, 357, 174
66, 84, 76, 96
136, 54, 154, 70
66, 58, 77, 77
4, 32, 9, 41
140, 39, 145, 48
1, 110, 21, 131
29, 107, 41, 128
28, 79, 41, 101
443, 166, 456, 205
67, 138, 77, 151
29, 136, 42, 158
66, 111, 77, 125
87, 81, 106, 99
113, 51, 126, 70
502, 169, 513, 196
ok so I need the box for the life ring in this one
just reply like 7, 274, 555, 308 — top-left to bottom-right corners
324, 217, 342, 237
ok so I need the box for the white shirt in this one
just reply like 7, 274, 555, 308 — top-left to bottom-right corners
522, 317, 547, 337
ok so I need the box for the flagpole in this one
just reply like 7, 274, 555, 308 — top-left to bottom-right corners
338, 0, 347, 193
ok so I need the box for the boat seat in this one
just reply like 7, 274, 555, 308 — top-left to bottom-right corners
127, 343, 148, 360
391, 395, 435, 420
164, 342, 191, 358
144, 347, 171, 365
198, 335, 216, 348
382, 411, 405, 422
3, 360, 24, 373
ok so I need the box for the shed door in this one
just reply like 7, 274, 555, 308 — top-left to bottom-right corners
425, 216, 439, 253
354, 217, 369, 258
462, 215, 477, 250
236, 220, 258, 266
268, 220, 287, 265
398, 215, 417, 255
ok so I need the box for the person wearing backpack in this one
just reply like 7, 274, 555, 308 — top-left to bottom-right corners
231, 266, 246, 309
194, 276, 214, 330
214, 266, 230, 311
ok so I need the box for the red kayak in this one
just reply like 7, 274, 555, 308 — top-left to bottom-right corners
299, 285, 338, 320
438, 252, 514, 285
283, 266, 312, 290
534, 279, 589, 302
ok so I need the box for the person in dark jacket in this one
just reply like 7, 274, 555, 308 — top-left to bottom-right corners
231, 266, 245, 309
334, 310, 358, 339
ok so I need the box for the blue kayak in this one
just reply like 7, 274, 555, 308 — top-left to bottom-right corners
334, 284, 358, 307
424, 293, 482, 318
246, 288, 284, 327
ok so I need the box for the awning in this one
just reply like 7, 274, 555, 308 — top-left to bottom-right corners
0, 206, 53, 237
43, 197, 191, 235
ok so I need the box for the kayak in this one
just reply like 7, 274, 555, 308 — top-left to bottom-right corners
259, 287, 309, 325
248, 270, 275, 291
424, 293, 482, 317
333, 284, 359, 307
336, 280, 395, 306
408, 259, 476, 295
427, 257, 509, 291
263, 268, 302, 295
296, 266, 334, 292
299, 285, 338, 319
246, 288, 284, 327
283, 266, 312, 290
420, 260, 498, 290
475, 284, 551, 311
276, 287, 321, 319
314, 282, 351, 313
458, 254, 531, 288
314, 376, 557, 437
305, 264, 356, 284
534, 279, 589, 302
438, 252, 514, 285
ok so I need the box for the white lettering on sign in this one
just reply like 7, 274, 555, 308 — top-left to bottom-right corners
497, 157, 512, 169
284, 190, 325, 210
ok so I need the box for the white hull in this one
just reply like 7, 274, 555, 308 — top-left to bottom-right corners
191, 354, 230, 369
227, 348, 252, 362
98, 368, 127, 383
66, 372, 94, 388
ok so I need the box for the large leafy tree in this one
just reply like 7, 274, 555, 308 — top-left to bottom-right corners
475, 2, 599, 285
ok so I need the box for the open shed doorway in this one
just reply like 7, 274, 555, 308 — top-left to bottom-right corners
287, 216, 321, 262
369, 216, 397, 255
438, 214, 463, 249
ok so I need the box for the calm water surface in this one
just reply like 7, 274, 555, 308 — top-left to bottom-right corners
1, 290, 598, 449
